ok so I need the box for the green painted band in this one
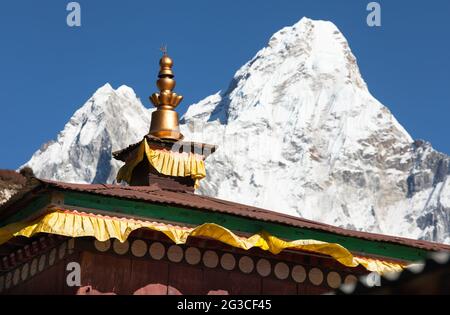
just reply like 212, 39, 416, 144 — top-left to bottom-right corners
61, 191, 428, 262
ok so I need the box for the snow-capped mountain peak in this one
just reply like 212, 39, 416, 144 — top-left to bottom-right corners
185, 18, 370, 127
25, 83, 151, 184
263, 17, 367, 88
181, 17, 448, 243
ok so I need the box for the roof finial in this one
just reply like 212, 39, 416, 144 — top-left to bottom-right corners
148, 49, 184, 140
160, 44, 168, 56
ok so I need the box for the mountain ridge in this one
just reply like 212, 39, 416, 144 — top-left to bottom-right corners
21, 17, 450, 244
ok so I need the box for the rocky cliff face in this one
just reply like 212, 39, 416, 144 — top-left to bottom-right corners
22, 18, 450, 243
0, 170, 26, 205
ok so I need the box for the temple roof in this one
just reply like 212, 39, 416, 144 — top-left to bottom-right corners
1, 178, 449, 256
112, 135, 218, 162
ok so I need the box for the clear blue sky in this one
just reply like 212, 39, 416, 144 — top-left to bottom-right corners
0, 0, 449, 169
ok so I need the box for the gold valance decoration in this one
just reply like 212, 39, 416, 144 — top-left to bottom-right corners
0, 208, 406, 275
117, 138, 206, 188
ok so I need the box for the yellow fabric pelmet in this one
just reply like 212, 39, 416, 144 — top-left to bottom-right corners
117, 138, 206, 188
0, 209, 406, 274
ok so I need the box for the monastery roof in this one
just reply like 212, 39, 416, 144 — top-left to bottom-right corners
2, 178, 449, 255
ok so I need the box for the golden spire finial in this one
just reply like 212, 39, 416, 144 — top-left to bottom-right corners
148, 50, 184, 140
